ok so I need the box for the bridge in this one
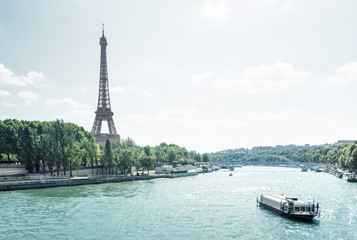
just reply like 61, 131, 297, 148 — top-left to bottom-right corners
212, 154, 312, 170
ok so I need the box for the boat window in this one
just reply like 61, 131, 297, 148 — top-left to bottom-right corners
306, 207, 311, 212
295, 207, 300, 212
300, 206, 306, 212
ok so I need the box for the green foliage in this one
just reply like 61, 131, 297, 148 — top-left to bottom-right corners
202, 153, 210, 162
19, 126, 35, 173
141, 145, 155, 174
0, 119, 98, 175
101, 140, 204, 174
102, 139, 114, 174
210, 145, 350, 167
210, 148, 248, 162
337, 142, 357, 170
0, 120, 18, 161
0, 119, 206, 176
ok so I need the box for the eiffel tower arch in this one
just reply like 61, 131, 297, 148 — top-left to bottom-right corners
92, 25, 120, 145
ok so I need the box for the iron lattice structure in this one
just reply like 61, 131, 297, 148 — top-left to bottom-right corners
91, 26, 120, 144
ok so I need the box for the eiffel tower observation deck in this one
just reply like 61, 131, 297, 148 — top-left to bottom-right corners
92, 25, 120, 145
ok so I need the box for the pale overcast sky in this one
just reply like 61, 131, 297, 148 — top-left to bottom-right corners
0, 0, 357, 153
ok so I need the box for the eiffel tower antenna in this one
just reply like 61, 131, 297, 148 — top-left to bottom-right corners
91, 25, 120, 145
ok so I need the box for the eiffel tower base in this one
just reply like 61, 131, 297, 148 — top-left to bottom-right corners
94, 133, 120, 146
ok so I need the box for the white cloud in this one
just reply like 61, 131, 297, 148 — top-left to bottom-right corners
0, 90, 16, 107
192, 72, 214, 86
111, 85, 127, 93
17, 91, 40, 105
193, 62, 357, 94
0, 63, 45, 86
79, 87, 88, 93
246, 109, 304, 123
112, 85, 154, 98
45, 98, 93, 130
45, 98, 80, 108
201, 0, 231, 20
219, 63, 312, 93
327, 62, 357, 86
26, 71, 45, 84
231, 0, 291, 14
0, 101, 17, 107
265, 0, 291, 9
143, 88, 154, 97
0, 90, 11, 97
158, 106, 197, 122
193, 63, 313, 93
70, 109, 94, 128
124, 114, 153, 122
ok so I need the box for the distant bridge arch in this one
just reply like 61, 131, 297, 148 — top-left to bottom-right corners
212, 154, 307, 169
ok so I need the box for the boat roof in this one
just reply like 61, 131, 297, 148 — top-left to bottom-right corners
262, 194, 312, 205
262, 194, 288, 203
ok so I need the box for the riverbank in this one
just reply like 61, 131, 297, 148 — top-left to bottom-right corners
0, 174, 168, 191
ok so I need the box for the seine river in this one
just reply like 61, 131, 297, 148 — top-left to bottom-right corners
1, 166, 357, 239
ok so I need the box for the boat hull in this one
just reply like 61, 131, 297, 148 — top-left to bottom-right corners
259, 201, 317, 221
347, 178, 357, 182
167, 172, 198, 178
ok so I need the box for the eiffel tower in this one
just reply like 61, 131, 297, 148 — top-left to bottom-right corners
92, 25, 120, 145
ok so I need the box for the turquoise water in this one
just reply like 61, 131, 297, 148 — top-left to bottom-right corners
1, 167, 357, 240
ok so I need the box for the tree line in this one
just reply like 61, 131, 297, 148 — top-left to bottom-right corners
0, 119, 98, 177
210, 142, 357, 171
101, 139, 211, 175
0, 119, 210, 176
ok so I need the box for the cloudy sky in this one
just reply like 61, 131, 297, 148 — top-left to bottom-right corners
1, 0, 357, 153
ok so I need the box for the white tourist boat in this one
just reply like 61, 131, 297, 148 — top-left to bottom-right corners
258, 194, 319, 221
167, 169, 198, 178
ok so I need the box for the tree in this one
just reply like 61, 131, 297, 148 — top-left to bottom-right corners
33, 124, 44, 173
86, 138, 99, 175
68, 143, 82, 177
58, 120, 67, 176
19, 126, 34, 173
194, 152, 202, 162
95, 144, 101, 174
102, 139, 114, 174
326, 149, 337, 163
167, 149, 176, 163
119, 148, 133, 174
0, 121, 9, 160
141, 146, 155, 174
40, 133, 52, 176
53, 119, 62, 176
154, 146, 166, 163
0, 120, 17, 161
134, 149, 143, 175
345, 143, 357, 170
202, 153, 211, 162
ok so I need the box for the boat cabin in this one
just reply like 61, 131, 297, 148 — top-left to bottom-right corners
258, 194, 318, 220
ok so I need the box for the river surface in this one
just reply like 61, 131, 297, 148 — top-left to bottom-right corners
1, 166, 357, 240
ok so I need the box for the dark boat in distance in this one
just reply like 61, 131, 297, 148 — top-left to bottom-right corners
258, 194, 319, 221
